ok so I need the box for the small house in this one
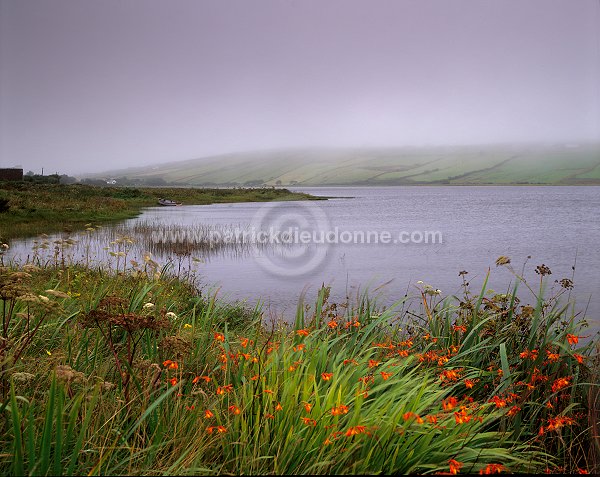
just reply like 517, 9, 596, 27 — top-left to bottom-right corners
0, 168, 24, 181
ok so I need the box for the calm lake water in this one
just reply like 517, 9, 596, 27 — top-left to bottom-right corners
7, 186, 600, 331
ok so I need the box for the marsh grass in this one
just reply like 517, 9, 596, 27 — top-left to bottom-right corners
0, 242, 597, 474
0, 182, 321, 240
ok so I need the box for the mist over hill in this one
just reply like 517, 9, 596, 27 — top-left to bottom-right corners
88, 143, 600, 187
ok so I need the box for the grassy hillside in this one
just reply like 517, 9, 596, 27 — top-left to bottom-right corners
92, 143, 600, 186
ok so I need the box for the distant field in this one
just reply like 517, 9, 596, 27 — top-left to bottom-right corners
91, 144, 600, 186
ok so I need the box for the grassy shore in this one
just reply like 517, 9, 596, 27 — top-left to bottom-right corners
0, 182, 321, 240
0, 245, 597, 474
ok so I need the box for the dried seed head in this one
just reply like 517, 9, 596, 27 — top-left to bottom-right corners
11, 372, 35, 383
55, 365, 86, 383
44, 289, 71, 299
556, 278, 573, 290
535, 264, 552, 276
159, 335, 191, 357
495, 256, 511, 266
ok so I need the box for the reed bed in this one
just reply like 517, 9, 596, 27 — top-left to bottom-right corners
4, 221, 293, 278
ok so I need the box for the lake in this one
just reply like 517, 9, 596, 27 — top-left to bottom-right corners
6, 186, 600, 332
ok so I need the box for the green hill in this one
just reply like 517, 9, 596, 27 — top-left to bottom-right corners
91, 143, 600, 186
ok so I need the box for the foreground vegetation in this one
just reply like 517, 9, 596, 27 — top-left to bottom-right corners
0, 182, 321, 239
0, 241, 597, 474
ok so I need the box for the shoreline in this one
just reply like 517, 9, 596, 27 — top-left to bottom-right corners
0, 183, 325, 241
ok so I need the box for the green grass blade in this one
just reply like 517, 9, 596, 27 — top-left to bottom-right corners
10, 382, 25, 477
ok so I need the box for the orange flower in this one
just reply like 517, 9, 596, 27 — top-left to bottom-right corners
214, 332, 225, 342
206, 425, 226, 434
345, 425, 367, 436
490, 396, 507, 408
192, 376, 201, 384
368, 359, 380, 368
507, 406, 521, 417
250, 374, 259, 381
546, 415, 576, 432
204, 409, 214, 418
265, 413, 275, 419
453, 325, 467, 333
163, 360, 178, 369
323, 437, 333, 445
454, 409, 471, 424
296, 328, 310, 337
302, 417, 316, 426
574, 353, 584, 364
374, 342, 394, 349
449, 459, 463, 475
327, 320, 338, 329
398, 349, 410, 357
464, 379, 475, 389
263, 389, 274, 395
293, 343, 306, 352
546, 350, 560, 362
303, 402, 312, 413
228, 405, 241, 415
331, 405, 349, 416
442, 397, 459, 411
440, 369, 461, 382
168, 377, 178, 386
275, 402, 283, 411
551, 377, 571, 393
380, 371, 393, 380
240, 337, 250, 348
426, 414, 438, 424
216, 384, 234, 395
479, 463, 505, 474
403, 412, 424, 424
566, 334, 579, 345
321, 372, 333, 381
520, 349, 538, 360
343, 359, 359, 366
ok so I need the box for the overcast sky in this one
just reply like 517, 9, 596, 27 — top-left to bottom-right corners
1, 0, 599, 174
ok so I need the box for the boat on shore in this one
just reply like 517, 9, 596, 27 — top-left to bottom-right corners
157, 198, 183, 206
